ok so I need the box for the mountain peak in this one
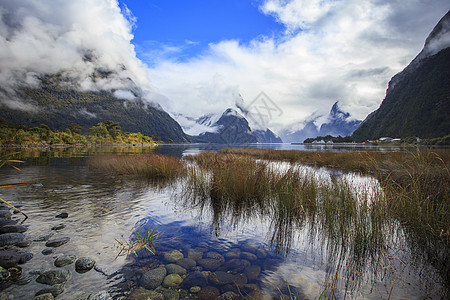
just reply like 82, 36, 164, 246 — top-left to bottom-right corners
329, 101, 350, 120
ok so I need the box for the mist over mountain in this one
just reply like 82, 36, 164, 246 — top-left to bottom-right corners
280, 102, 361, 143
178, 108, 282, 144
353, 10, 450, 141
0, 1, 192, 142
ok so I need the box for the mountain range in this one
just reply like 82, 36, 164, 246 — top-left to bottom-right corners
280, 101, 362, 143
352, 10, 450, 141
179, 108, 282, 144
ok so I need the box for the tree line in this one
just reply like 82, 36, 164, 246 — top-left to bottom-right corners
0, 118, 160, 146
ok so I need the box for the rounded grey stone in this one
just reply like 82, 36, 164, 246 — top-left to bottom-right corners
45, 237, 70, 248
36, 269, 71, 285
165, 263, 187, 275
35, 285, 64, 297
0, 233, 25, 246
163, 250, 184, 262
54, 255, 76, 267
140, 266, 167, 289
0, 225, 28, 234
75, 257, 95, 273
162, 273, 183, 287
0, 251, 21, 268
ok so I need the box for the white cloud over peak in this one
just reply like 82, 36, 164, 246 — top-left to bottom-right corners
147, 0, 449, 131
0, 0, 155, 100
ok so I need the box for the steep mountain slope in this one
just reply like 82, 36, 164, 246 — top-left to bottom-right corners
0, 76, 191, 142
353, 11, 450, 141
281, 101, 361, 143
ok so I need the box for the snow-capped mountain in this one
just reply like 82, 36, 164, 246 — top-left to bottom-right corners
280, 101, 362, 143
175, 108, 282, 144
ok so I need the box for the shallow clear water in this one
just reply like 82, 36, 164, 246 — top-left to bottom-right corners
0, 145, 447, 299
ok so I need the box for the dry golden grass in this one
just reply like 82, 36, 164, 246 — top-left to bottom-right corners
88, 153, 185, 182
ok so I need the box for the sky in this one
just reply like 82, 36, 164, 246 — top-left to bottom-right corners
0, 0, 449, 133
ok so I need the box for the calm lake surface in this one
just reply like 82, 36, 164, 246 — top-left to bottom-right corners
0, 144, 448, 299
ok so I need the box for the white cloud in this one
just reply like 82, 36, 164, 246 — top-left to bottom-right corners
146, 0, 449, 131
0, 0, 157, 103
0, 0, 448, 133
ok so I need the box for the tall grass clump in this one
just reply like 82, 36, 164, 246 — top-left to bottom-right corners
185, 152, 271, 223
88, 153, 185, 183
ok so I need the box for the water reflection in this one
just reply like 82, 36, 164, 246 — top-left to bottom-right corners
0, 146, 447, 299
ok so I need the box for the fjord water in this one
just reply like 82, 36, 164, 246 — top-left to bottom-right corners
0, 145, 447, 299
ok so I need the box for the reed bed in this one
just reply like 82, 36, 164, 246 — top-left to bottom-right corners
221, 148, 450, 244
88, 153, 185, 182
185, 150, 449, 291
185, 152, 388, 257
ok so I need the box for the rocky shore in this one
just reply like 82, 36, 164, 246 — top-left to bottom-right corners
0, 205, 105, 299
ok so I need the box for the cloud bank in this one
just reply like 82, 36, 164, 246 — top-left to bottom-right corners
146, 0, 449, 131
0, 0, 155, 104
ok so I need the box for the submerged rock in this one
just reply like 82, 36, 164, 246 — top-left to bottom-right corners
19, 252, 33, 264
55, 212, 68, 219
51, 224, 65, 231
128, 287, 163, 300
41, 248, 55, 256
155, 287, 180, 300
15, 240, 32, 248
34, 293, 54, 300
75, 257, 95, 273
35, 285, 64, 297
140, 266, 167, 289
0, 225, 28, 234
197, 286, 220, 300
0, 219, 17, 227
36, 269, 71, 285
224, 248, 241, 259
45, 237, 70, 248
0, 251, 22, 268
34, 232, 55, 242
0, 210, 12, 219
164, 250, 184, 262
180, 271, 207, 289
224, 258, 250, 272
187, 249, 203, 261
208, 271, 236, 286
241, 252, 257, 261
162, 273, 183, 288
0, 233, 25, 246
54, 255, 76, 267
217, 291, 239, 300
244, 265, 261, 281
165, 263, 187, 275
176, 258, 196, 270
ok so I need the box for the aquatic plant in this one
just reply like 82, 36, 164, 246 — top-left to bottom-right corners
115, 226, 159, 259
